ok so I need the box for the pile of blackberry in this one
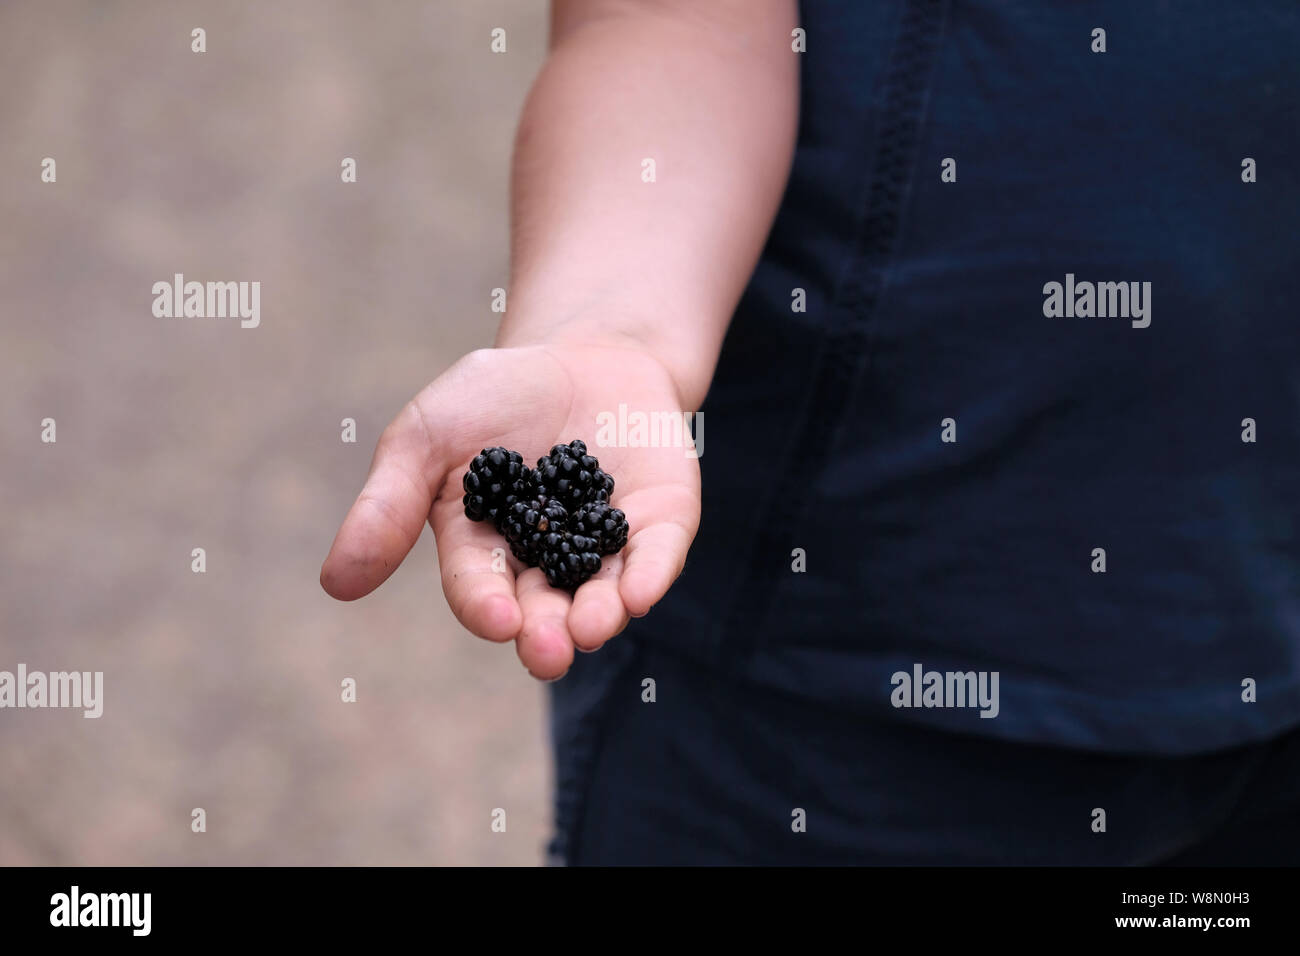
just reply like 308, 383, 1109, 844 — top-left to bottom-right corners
462, 440, 628, 590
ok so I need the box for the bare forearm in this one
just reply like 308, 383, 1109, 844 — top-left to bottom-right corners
497, 0, 799, 408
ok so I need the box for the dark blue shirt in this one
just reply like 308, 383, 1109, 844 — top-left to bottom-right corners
647, 0, 1300, 753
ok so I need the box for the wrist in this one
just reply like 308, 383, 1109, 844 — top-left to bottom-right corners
495, 305, 719, 410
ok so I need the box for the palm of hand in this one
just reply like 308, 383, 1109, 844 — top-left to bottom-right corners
322, 345, 701, 679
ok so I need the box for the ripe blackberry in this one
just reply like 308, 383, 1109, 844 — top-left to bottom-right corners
588, 469, 616, 503
534, 440, 614, 511
571, 502, 629, 557
499, 495, 569, 564
462, 438, 627, 590
462, 447, 529, 526
539, 531, 603, 590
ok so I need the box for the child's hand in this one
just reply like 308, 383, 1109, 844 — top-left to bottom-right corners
321, 0, 797, 680
319, 344, 701, 680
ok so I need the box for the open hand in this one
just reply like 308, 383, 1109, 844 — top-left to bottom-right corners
319, 344, 701, 680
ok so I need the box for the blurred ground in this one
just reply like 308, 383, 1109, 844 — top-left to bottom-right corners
0, 0, 551, 865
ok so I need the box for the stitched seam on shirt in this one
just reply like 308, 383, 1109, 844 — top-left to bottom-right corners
718, 0, 950, 663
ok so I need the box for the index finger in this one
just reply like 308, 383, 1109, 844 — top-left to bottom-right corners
429, 491, 524, 642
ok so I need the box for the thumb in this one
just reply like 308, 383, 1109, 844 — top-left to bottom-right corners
320, 398, 445, 601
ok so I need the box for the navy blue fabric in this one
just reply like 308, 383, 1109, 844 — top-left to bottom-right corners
638, 0, 1300, 753
548, 0, 1300, 861
549, 639, 1300, 865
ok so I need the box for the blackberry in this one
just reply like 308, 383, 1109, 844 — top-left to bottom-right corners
571, 502, 629, 557
534, 439, 614, 511
499, 495, 569, 565
588, 469, 616, 503
462, 447, 529, 526
461, 438, 627, 590
539, 531, 603, 590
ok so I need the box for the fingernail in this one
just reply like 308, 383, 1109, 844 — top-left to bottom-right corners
576, 644, 601, 654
